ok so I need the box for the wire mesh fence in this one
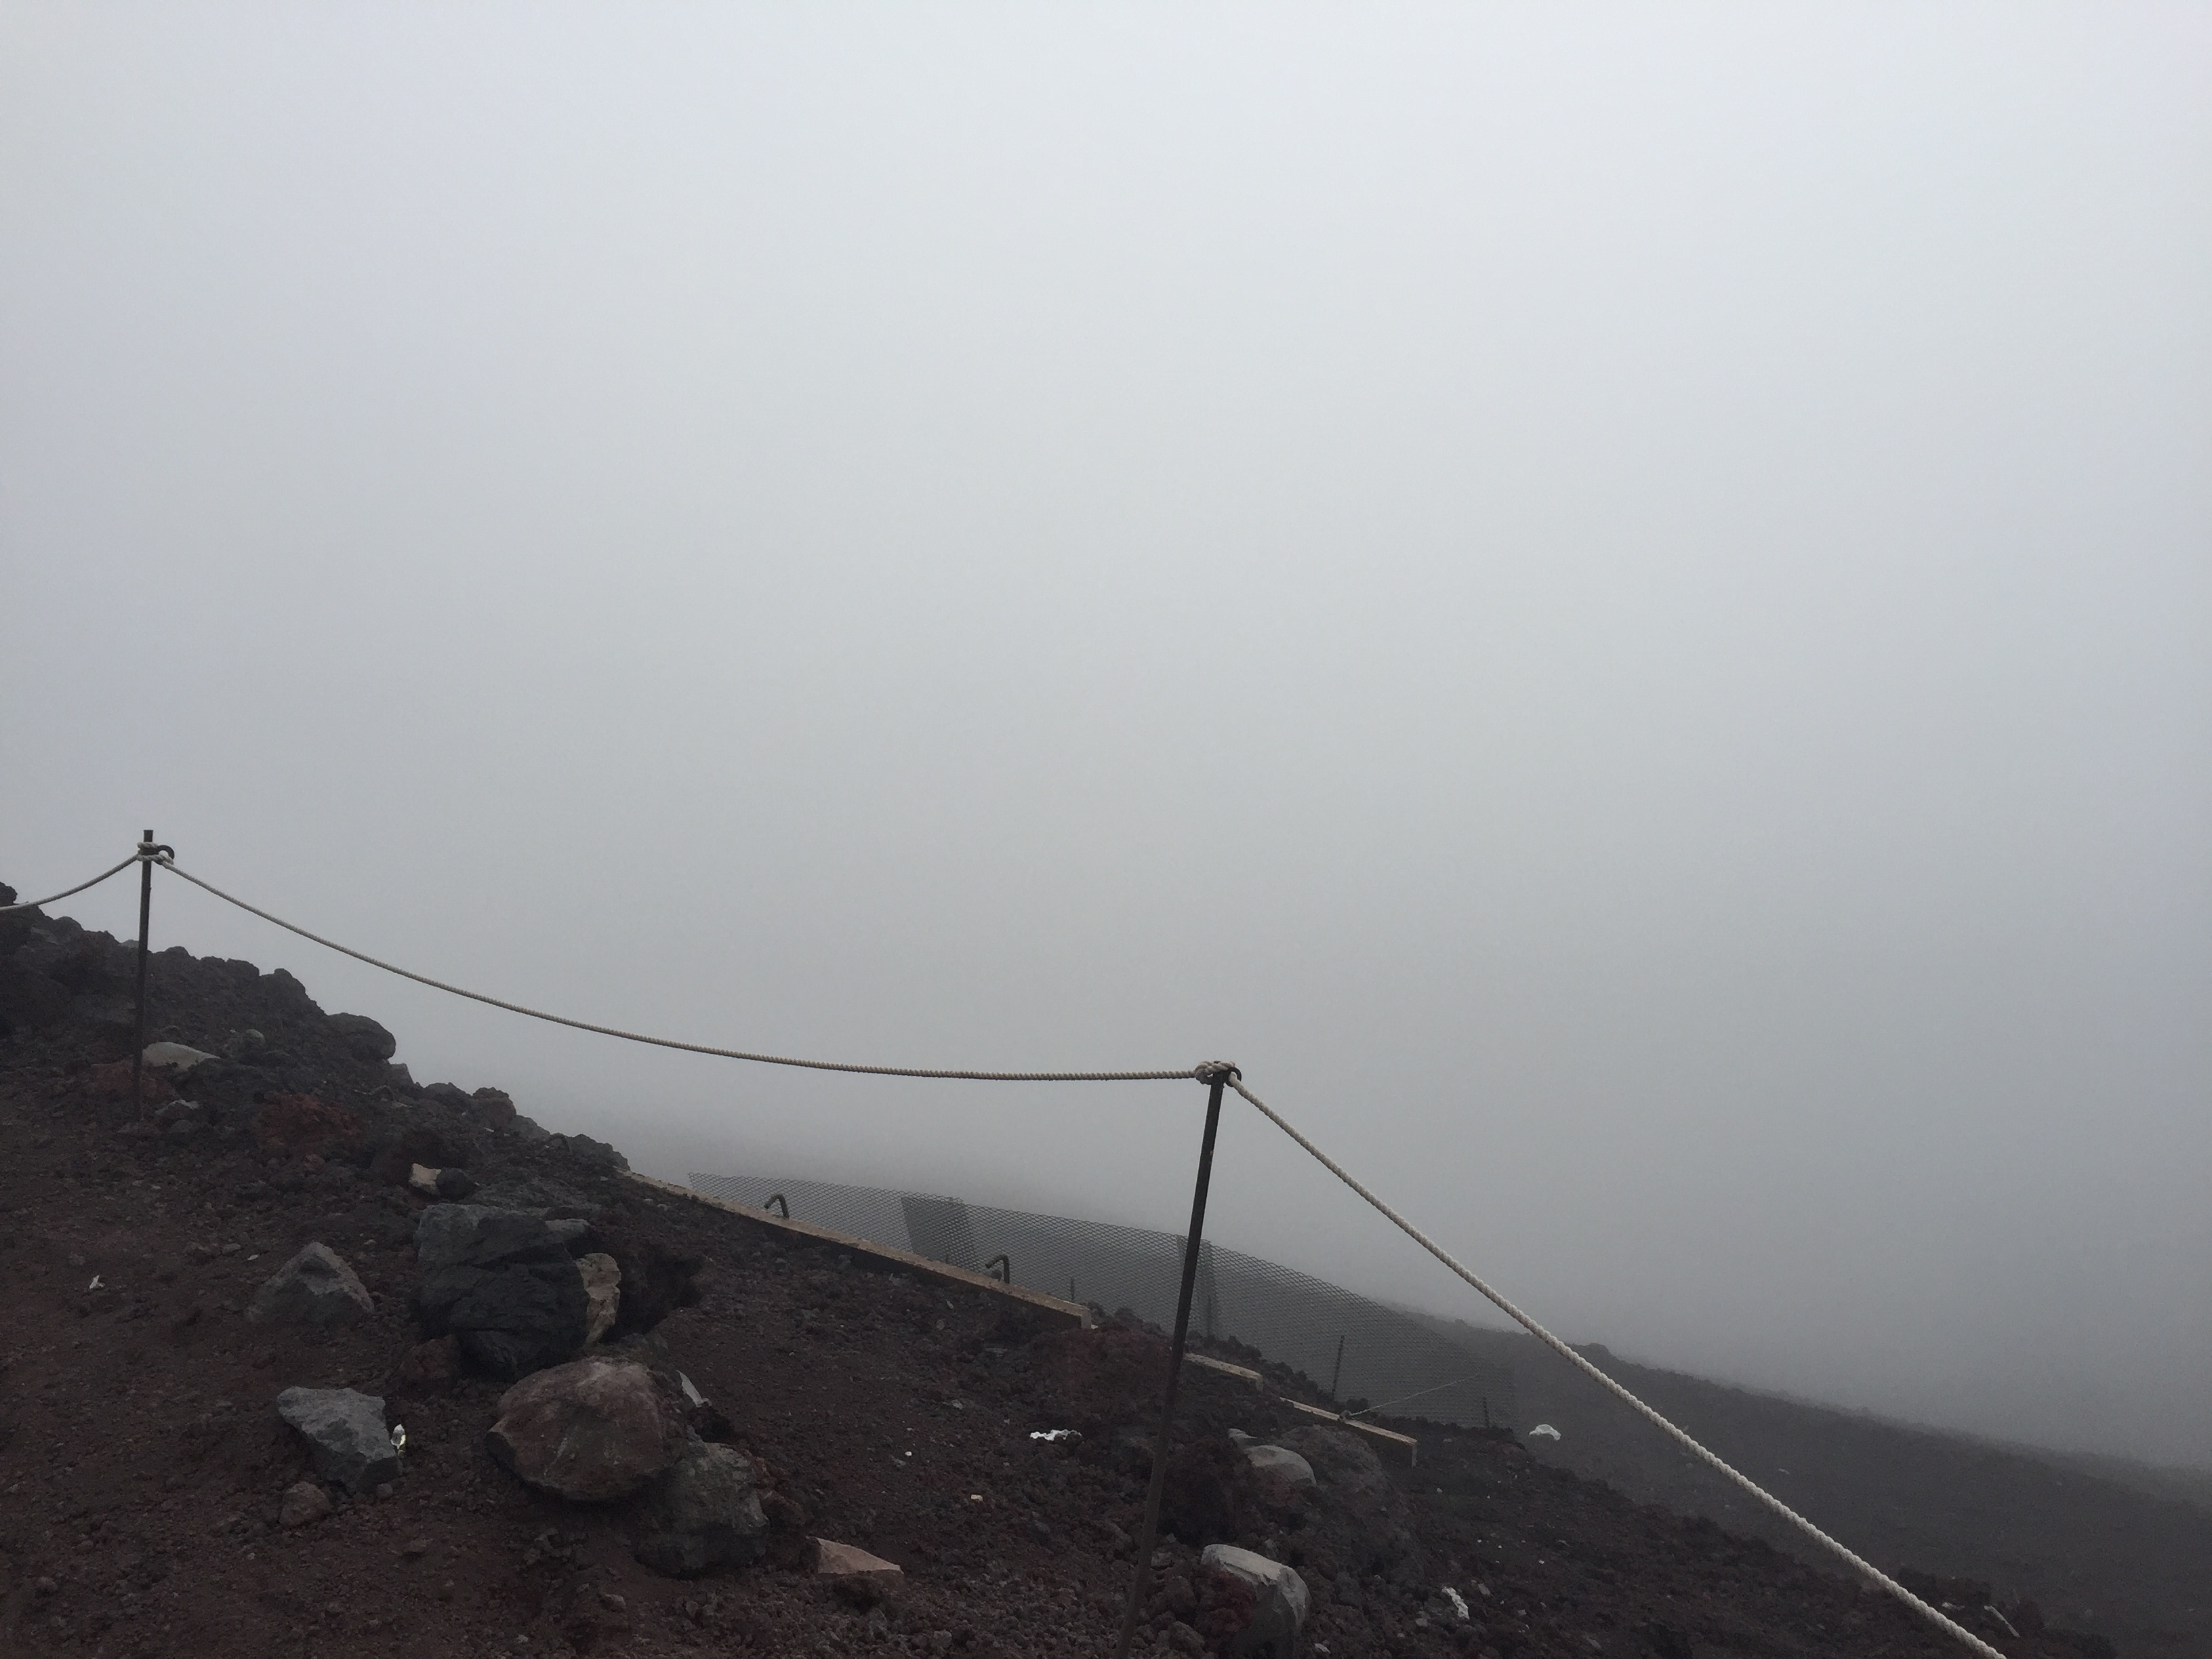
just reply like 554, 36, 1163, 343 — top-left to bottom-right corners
689, 1171, 1518, 1431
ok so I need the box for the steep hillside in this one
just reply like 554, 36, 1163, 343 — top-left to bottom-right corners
1403, 1326, 2211, 1658
0, 889, 2154, 1658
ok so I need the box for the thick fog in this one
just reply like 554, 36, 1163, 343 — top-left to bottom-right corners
4, 7, 2207, 1467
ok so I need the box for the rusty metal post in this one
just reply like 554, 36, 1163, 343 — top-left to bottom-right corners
1113, 1061, 1233, 1659
129, 830, 155, 1105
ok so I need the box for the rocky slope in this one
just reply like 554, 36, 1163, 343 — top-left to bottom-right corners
0, 886, 2135, 1658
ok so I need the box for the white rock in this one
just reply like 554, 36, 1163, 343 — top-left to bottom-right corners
408, 1164, 443, 1195
1201, 1543, 1311, 1645
1243, 1443, 1317, 1486
1530, 1423, 1562, 1441
142, 1042, 218, 1073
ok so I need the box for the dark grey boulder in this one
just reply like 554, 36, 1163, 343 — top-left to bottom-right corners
247, 1242, 374, 1327
276, 1387, 401, 1493
413, 1204, 601, 1378
326, 1012, 396, 1063
417, 1258, 592, 1380
413, 1203, 579, 1270
434, 1167, 479, 1200
633, 1440, 769, 1577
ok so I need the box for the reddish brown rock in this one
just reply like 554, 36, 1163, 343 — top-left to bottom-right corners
483, 1357, 686, 1502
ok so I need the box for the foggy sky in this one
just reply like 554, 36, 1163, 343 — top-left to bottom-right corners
4, 5, 2207, 1467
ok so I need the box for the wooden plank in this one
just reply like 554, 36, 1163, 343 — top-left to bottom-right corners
621, 1170, 1092, 1328
628, 1174, 1414, 1462
1277, 1397, 1420, 1463
1189, 1353, 1265, 1385
1187, 1353, 1420, 1465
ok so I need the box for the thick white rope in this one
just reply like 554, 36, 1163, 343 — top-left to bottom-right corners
154, 859, 1196, 1084
1227, 1077, 2008, 1659
0, 852, 146, 914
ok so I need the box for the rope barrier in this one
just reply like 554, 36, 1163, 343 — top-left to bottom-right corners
1225, 1077, 2007, 1659
153, 858, 1197, 1084
0, 851, 149, 914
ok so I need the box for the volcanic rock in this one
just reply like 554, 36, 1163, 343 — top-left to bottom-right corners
417, 1257, 592, 1378
1243, 1443, 1316, 1486
1199, 1544, 1309, 1659
413, 1203, 585, 1270
276, 1387, 402, 1493
1282, 1422, 1426, 1580
142, 1041, 218, 1073
579, 1252, 621, 1343
632, 1440, 770, 1577
326, 1012, 396, 1063
816, 1538, 904, 1597
279, 1480, 334, 1528
483, 1356, 687, 1502
245, 1242, 375, 1327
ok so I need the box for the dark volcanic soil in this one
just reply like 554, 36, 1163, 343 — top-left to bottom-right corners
0, 898, 2135, 1659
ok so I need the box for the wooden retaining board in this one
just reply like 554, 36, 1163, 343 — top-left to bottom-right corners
623, 1170, 1092, 1328
629, 1173, 1416, 1463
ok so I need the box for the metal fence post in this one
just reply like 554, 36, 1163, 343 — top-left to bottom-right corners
1113, 1061, 1234, 1659
129, 830, 156, 1105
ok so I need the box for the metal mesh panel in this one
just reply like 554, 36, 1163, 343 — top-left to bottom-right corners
688, 1171, 1517, 1429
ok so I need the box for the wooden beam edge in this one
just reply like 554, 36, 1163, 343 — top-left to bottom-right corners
621, 1170, 1092, 1328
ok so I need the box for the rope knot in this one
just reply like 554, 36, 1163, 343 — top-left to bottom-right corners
1193, 1061, 1241, 1085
